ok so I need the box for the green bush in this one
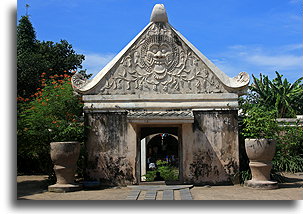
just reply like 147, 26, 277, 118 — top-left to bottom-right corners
144, 160, 179, 181
273, 123, 303, 173
242, 106, 278, 139
17, 73, 85, 174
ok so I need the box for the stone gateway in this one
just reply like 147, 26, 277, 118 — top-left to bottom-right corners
72, 4, 249, 186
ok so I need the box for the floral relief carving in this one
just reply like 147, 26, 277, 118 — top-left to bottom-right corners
100, 23, 227, 94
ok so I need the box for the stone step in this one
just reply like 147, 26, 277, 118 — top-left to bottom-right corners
139, 181, 166, 185
127, 184, 193, 191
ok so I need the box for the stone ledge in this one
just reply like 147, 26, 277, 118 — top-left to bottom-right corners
127, 184, 193, 191
83, 93, 239, 102
83, 101, 238, 111
82, 93, 239, 110
277, 117, 303, 126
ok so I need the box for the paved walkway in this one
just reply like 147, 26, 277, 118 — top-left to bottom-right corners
126, 185, 193, 200
17, 173, 303, 200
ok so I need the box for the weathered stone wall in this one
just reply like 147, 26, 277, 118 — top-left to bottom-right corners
84, 110, 239, 186
84, 112, 135, 186
183, 110, 239, 184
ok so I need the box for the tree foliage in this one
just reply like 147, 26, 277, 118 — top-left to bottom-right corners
37, 40, 85, 76
17, 16, 37, 54
17, 16, 40, 98
250, 72, 303, 118
17, 16, 86, 98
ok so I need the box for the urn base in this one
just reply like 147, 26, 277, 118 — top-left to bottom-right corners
244, 180, 278, 190
48, 183, 83, 193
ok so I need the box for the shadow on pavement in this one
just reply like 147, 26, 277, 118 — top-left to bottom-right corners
278, 176, 303, 189
17, 179, 49, 199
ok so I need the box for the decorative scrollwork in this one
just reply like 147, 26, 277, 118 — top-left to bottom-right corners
71, 73, 88, 89
234, 72, 250, 84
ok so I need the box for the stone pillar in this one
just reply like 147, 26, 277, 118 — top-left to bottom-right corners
184, 110, 239, 184
140, 138, 146, 181
84, 112, 135, 186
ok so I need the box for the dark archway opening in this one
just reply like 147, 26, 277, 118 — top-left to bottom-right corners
140, 126, 180, 182
146, 134, 179, 168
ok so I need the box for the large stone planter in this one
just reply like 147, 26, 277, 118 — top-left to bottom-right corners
244, 139, 278, 189
48, 141, 82, 192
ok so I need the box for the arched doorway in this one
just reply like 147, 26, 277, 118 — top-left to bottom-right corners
139, 126, 181, 182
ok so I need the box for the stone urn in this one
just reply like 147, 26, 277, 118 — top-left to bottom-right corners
48, 141, 82, 192
244, 139, 278, 189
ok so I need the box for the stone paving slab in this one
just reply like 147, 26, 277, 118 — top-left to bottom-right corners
144, 190, 157, 200
125, 190, 141, 200
162, 189, 174, 200
179, 188, 193, 200
126, 185, 193, 200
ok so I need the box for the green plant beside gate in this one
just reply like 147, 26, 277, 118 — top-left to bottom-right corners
144, 160, 179, 181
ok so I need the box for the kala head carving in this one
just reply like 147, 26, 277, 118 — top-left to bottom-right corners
141, 35, 179, 80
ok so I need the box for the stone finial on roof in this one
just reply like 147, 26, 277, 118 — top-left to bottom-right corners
150, 4, 168, 23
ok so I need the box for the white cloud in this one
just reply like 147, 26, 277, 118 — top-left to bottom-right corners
209, 44, 302, 82
246, 54, 302, 69
279, 44, 302, 52
82, 53, 116, 78
224, 44, 302, 68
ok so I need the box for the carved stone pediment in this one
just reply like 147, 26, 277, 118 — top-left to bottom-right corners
98, 23, 227, 95
72, 4, 249, 96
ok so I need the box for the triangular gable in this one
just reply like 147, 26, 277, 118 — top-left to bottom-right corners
72, 4, 249, 95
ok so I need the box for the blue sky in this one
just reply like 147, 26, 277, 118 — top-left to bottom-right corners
17, 0, 302, 82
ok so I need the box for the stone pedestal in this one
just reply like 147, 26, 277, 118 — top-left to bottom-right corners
244, 139, 278, 189
48, 142, 82, 193
244, 180, 278, 190
48, 183, 82, 193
